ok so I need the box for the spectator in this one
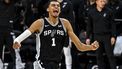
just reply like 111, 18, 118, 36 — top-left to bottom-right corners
0, 0, 17, 69
86, 0, 116, 69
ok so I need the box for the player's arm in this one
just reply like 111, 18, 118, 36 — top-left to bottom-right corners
62, 19, 99, 51
13, 19, 43, 49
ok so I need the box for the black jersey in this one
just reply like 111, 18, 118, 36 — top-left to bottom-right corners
38, 17, 68, 62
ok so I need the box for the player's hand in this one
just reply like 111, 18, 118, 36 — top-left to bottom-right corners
13, 42, 21, 49
91, 41, 99, 50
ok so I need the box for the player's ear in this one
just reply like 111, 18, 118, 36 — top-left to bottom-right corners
47, 8, 49, 12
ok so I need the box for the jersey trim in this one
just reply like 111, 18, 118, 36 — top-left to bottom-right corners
60, 18, 67, 33
45, 17, 59, 27
35, 19, 44, 60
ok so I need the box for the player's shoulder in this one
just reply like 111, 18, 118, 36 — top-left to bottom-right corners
32, 18, 45, 26
35, 18, 44, 23
59, 18, 70, 23
59, 18, 71, 29
31, 18, 45, 28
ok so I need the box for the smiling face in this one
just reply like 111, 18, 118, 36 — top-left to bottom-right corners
47, 1, 61, 18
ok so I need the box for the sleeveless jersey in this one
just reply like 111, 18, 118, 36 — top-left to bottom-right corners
38, 17, 68, 62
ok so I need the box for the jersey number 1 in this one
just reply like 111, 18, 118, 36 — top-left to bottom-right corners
52, 38, 56, 46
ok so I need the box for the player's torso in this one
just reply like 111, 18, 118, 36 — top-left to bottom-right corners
39, 18, 67, 61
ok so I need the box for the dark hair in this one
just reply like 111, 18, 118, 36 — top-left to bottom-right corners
45, 0, 59, 9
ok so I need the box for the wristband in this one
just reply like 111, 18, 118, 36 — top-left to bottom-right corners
14, 29, 32, 43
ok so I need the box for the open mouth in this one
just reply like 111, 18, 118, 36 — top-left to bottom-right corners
53, 10, 59, 14
53, 9, 59, 13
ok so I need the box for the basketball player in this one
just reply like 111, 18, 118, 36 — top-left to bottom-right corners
13, 0, 99, 69
58, 0, 74, 69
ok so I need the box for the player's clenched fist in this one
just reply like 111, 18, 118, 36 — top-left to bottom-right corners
13, 42, 21, 49
91, 41, 99, 50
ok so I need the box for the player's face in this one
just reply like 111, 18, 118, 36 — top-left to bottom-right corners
96, 0, 106, 9
47, 1, 61, 18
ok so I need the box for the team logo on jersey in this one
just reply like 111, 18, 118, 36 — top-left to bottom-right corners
45, 25, 49, 27
103, 13, 107, 17
58, 25, 62, 27
51, 30, 56, 37
44, 29, 64, 36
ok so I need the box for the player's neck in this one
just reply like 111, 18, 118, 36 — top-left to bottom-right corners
48, 16, 58, 25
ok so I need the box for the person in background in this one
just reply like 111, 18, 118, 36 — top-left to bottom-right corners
0, 0, 17, 69
86, 0, 116, 69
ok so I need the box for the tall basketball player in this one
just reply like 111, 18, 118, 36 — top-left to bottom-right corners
13, 0, 99, 69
